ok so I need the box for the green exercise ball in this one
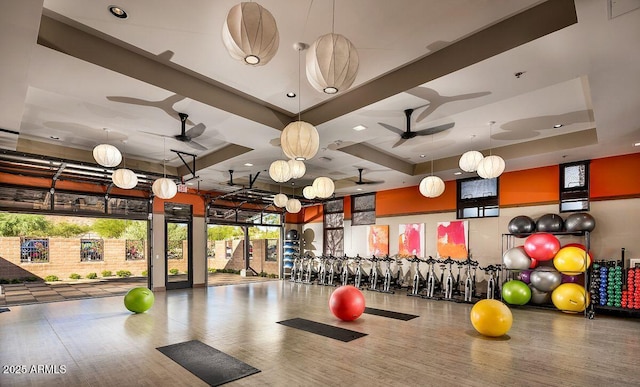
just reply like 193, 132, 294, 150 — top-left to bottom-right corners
124, 287, 155, 313
502, 280, 532, 305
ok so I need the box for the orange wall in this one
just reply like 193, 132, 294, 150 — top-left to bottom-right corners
591, 152, 640, 199
376, 181, 457, 217
499, 165, 559, 206
152, 192, 205, 216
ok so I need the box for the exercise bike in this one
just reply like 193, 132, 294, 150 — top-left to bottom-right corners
407, 256, 426, 297
367, 255, 384, 291
423, 256, 440, 299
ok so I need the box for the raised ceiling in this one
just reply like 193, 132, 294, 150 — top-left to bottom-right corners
1, 0, 639, 197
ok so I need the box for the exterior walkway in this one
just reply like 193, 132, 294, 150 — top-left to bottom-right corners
0, 274, 277, 307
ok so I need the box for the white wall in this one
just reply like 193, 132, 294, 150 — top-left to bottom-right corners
192, 216, 206, 286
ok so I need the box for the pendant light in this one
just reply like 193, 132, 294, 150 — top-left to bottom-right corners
280, 43, 319, 161
476, 121, 505, 179
152, 138, 177, 199
93, 128, 122, 168
287, 159, 306, 179
269, 159, 291, 183
312, 176, 335, 199
306, 0, 359, 94
112, 140, 138, 189
459, 150, 484, 173
303, 185, 316, 200
419, 135, 445, 198
273, 193, 288, 207
286, 198, 302, 213
222, 2, 279, 66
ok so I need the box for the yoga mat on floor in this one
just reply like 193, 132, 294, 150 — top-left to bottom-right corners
157, 340, 260, 386
0, 308, 9, 313
277, 318, 367, 342
364, 307, 418, 321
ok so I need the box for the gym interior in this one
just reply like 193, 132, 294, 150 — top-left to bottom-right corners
2, 1, 640, 386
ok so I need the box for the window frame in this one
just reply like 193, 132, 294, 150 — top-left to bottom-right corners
559, 160, 590, 213
323, 198, 344, 256
456, 177, 500, 219
350, 193, 376, 226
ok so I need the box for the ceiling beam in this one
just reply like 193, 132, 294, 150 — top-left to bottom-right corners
302, 0, 578, 125
178, 144, 253, 177
337, 143, 414, 175
37, 10, 293, 131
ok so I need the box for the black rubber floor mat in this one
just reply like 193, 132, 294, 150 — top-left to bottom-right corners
364, 307, 419, 321
277, 317, 367, 342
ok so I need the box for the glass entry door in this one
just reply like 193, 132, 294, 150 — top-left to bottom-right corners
165, 220, 192, 289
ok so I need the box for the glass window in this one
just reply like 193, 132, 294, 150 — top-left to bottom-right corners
351, 193, 376, 226
324, 198, 344, 256
560, 160, 590, 212
80, 239, 104, 262
457, 177, 499, 219
20, 237, 49, 263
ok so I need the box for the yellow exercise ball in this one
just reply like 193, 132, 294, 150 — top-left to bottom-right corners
551, 283, 590, 313
470, 299, 513, 337
553, 246, 590, 274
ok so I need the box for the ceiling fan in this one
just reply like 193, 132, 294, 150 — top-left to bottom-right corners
142, 112, 207, 151
353, 168, 384, 185
335, 168, 385, 189
379, 108, 455, 148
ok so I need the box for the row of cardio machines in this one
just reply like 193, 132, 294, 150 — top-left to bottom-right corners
288, 253, 503, 302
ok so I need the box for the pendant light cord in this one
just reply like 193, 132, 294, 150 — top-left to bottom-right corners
298, 46, 302, 122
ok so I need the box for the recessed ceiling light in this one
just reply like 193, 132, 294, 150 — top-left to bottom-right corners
186, 182, 194, 186
419, 154, 426, 158
49, 136, 60, 140
108, 5, 128, 19
286, 92, 296, 98
454, 171, 463, 175
244, 162, 254, 166
352, 124, 367, 131
356, 188, 363, 191
634, 142, 640, 147
553, 124, 563, 128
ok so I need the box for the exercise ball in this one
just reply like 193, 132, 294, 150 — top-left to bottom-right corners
564, 212, 596, 232
551, 283, 589, 313
536, 213, 564, 232
508, 215, 536, 237
329, 285, 366, 321
554, 246, 591, 274
124, 287, 155, 313
502, 280, 532, 305
563, 243, 594, 265
529, 284, 551, 305
524, 233, 560, 261
286, 229, 299, 240
529, 257, 539, 269
469, 299, 513, 337
503, 247, 532, 270
518, 270, 532, 284
529, 266, 562, 292
561, 273, 584, 284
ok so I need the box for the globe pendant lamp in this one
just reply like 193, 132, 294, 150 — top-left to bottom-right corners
287, 159, 306, 179
152, 138, 177, 200
269, 160, 291, 183
273, 193, 288, 207
459, 150, 484, 173
303, 185, 316, 200
313, 176, 335, 199
286, 198, 302, 213
419, 176, 445, 198
222, 2, 279, 66
93, 129, 122, 167
306, 1, 359, 94
112, 168, 138, 189
477, 121, 505, 179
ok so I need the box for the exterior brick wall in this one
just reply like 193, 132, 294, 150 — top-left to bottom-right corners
0, 237, 147, 280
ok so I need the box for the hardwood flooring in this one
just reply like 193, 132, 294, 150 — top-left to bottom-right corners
1, 281, 638, 386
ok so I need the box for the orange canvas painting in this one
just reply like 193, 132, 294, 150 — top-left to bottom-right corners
398, 223, 424, 257
367, 225, 389, 256
436, 221, 469, 259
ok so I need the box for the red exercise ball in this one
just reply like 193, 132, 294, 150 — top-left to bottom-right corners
329, 285, 366, 321
524, 233, 560, 261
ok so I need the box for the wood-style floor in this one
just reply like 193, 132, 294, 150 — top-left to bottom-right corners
0, 280, 638, 386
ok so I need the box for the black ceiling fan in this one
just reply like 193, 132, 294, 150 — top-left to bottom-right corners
379, 108, 455, 148
174, 113, 207, 151
353, 168, 384, 185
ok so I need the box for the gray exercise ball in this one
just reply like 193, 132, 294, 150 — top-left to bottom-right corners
503, 247, 532, 270
508, 215, 536, 236
536, 213, 564, 232
564, 212, 596, 232
529, 266, 562, 292
529, 284, 551, 304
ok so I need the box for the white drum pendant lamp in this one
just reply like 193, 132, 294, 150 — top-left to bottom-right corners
281, 121, 319, 161
269, 160, 291, 182
477, 155, 506, 179
303, 185, 316, 200
287, 159, 306, 179
459, 150, 484, 173
152, 177, 177, 200
93, 143, 122, 168
307, 33, 359, 94
312, 176, 335, 198
112, 168, 138, 189
286, 198, 302, 213
419, 176, 445, 198
273, 193, 288, 207
222, 2, 279, 66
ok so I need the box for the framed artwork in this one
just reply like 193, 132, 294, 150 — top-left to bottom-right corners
398, 223, 424, 257
367, 225, 389, 256
436, 220, 469, 259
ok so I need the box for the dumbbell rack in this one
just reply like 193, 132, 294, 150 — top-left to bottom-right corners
501, 231, 594, 319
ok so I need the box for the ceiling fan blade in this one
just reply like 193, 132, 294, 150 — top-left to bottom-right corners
355, 180, 384, 185
185, 140, 207, 151
392, 137, 408, 148
415, 122, 455, 136
378, 122, 405, 136
139, 130, 170, 138
186, 123, 206, 138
